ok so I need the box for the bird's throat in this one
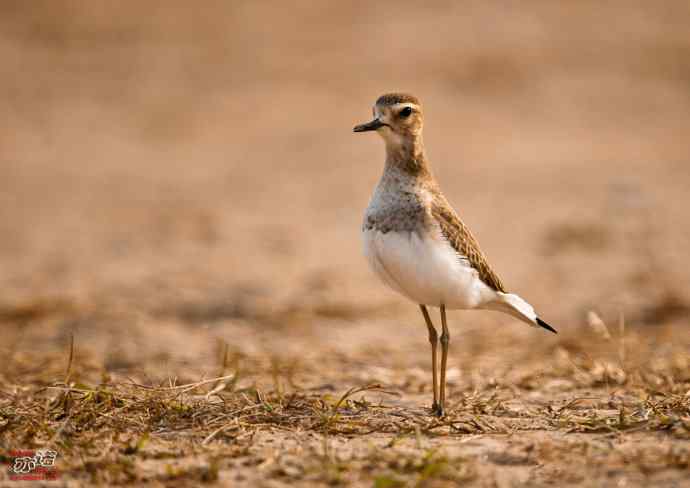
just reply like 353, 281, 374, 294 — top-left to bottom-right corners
384, 135, 430, 177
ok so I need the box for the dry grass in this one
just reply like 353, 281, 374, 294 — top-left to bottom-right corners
2, 312, 689, 487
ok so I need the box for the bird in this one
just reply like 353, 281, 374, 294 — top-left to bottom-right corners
354, 93, 556, 417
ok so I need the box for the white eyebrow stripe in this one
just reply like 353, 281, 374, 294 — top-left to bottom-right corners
390, 102, 420, 111
373, 102, 420, 118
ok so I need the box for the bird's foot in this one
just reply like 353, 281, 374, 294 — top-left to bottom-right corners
431, 402, 445, 418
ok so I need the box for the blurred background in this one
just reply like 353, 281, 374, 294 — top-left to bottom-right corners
2, 1, 690, 375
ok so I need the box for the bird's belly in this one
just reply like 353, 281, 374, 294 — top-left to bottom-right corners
362, 228, 495, 309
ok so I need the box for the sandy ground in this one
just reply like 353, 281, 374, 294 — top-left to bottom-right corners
1, 2, 690, 486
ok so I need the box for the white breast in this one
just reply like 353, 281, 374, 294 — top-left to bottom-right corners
362, 226, 498, 309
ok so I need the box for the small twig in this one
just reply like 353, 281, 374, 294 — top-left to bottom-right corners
64, 332, 74, 384
618, 309, 626, 366
202, 422, 241, 445
204, 404, 264, 426
47, 385, 96, 394
125, 374, 237, 393
555, 397, 602, 417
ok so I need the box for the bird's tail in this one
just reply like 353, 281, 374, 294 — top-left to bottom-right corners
485, 292, 557, 334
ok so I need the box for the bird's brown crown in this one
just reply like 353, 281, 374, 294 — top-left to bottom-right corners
376, 93, 421, 107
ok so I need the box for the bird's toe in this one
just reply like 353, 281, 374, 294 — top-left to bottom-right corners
431, 403, 445, 417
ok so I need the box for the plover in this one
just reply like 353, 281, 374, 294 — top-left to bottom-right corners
354, 93, 556, 417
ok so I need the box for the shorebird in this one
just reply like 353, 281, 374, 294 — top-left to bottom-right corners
354, 93, 556, 417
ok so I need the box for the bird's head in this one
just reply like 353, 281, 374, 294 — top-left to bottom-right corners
353, 93, 423, 150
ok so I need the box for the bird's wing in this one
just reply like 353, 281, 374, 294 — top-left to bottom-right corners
430, 195, 507, 293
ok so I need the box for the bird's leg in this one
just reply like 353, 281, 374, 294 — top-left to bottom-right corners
420, 304, 439, 414
439, 304, 450, 417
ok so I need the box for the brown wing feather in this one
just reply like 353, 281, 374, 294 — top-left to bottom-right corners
431, 196, 506, 293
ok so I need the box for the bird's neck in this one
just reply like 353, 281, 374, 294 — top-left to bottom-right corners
383, 134, 432, 179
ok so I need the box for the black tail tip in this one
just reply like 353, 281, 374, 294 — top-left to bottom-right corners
536, 317, 558, 334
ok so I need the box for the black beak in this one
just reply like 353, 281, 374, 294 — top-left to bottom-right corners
353, 118, 385, 132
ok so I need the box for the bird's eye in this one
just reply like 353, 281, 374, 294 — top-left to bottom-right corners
399, 106, 413, 118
